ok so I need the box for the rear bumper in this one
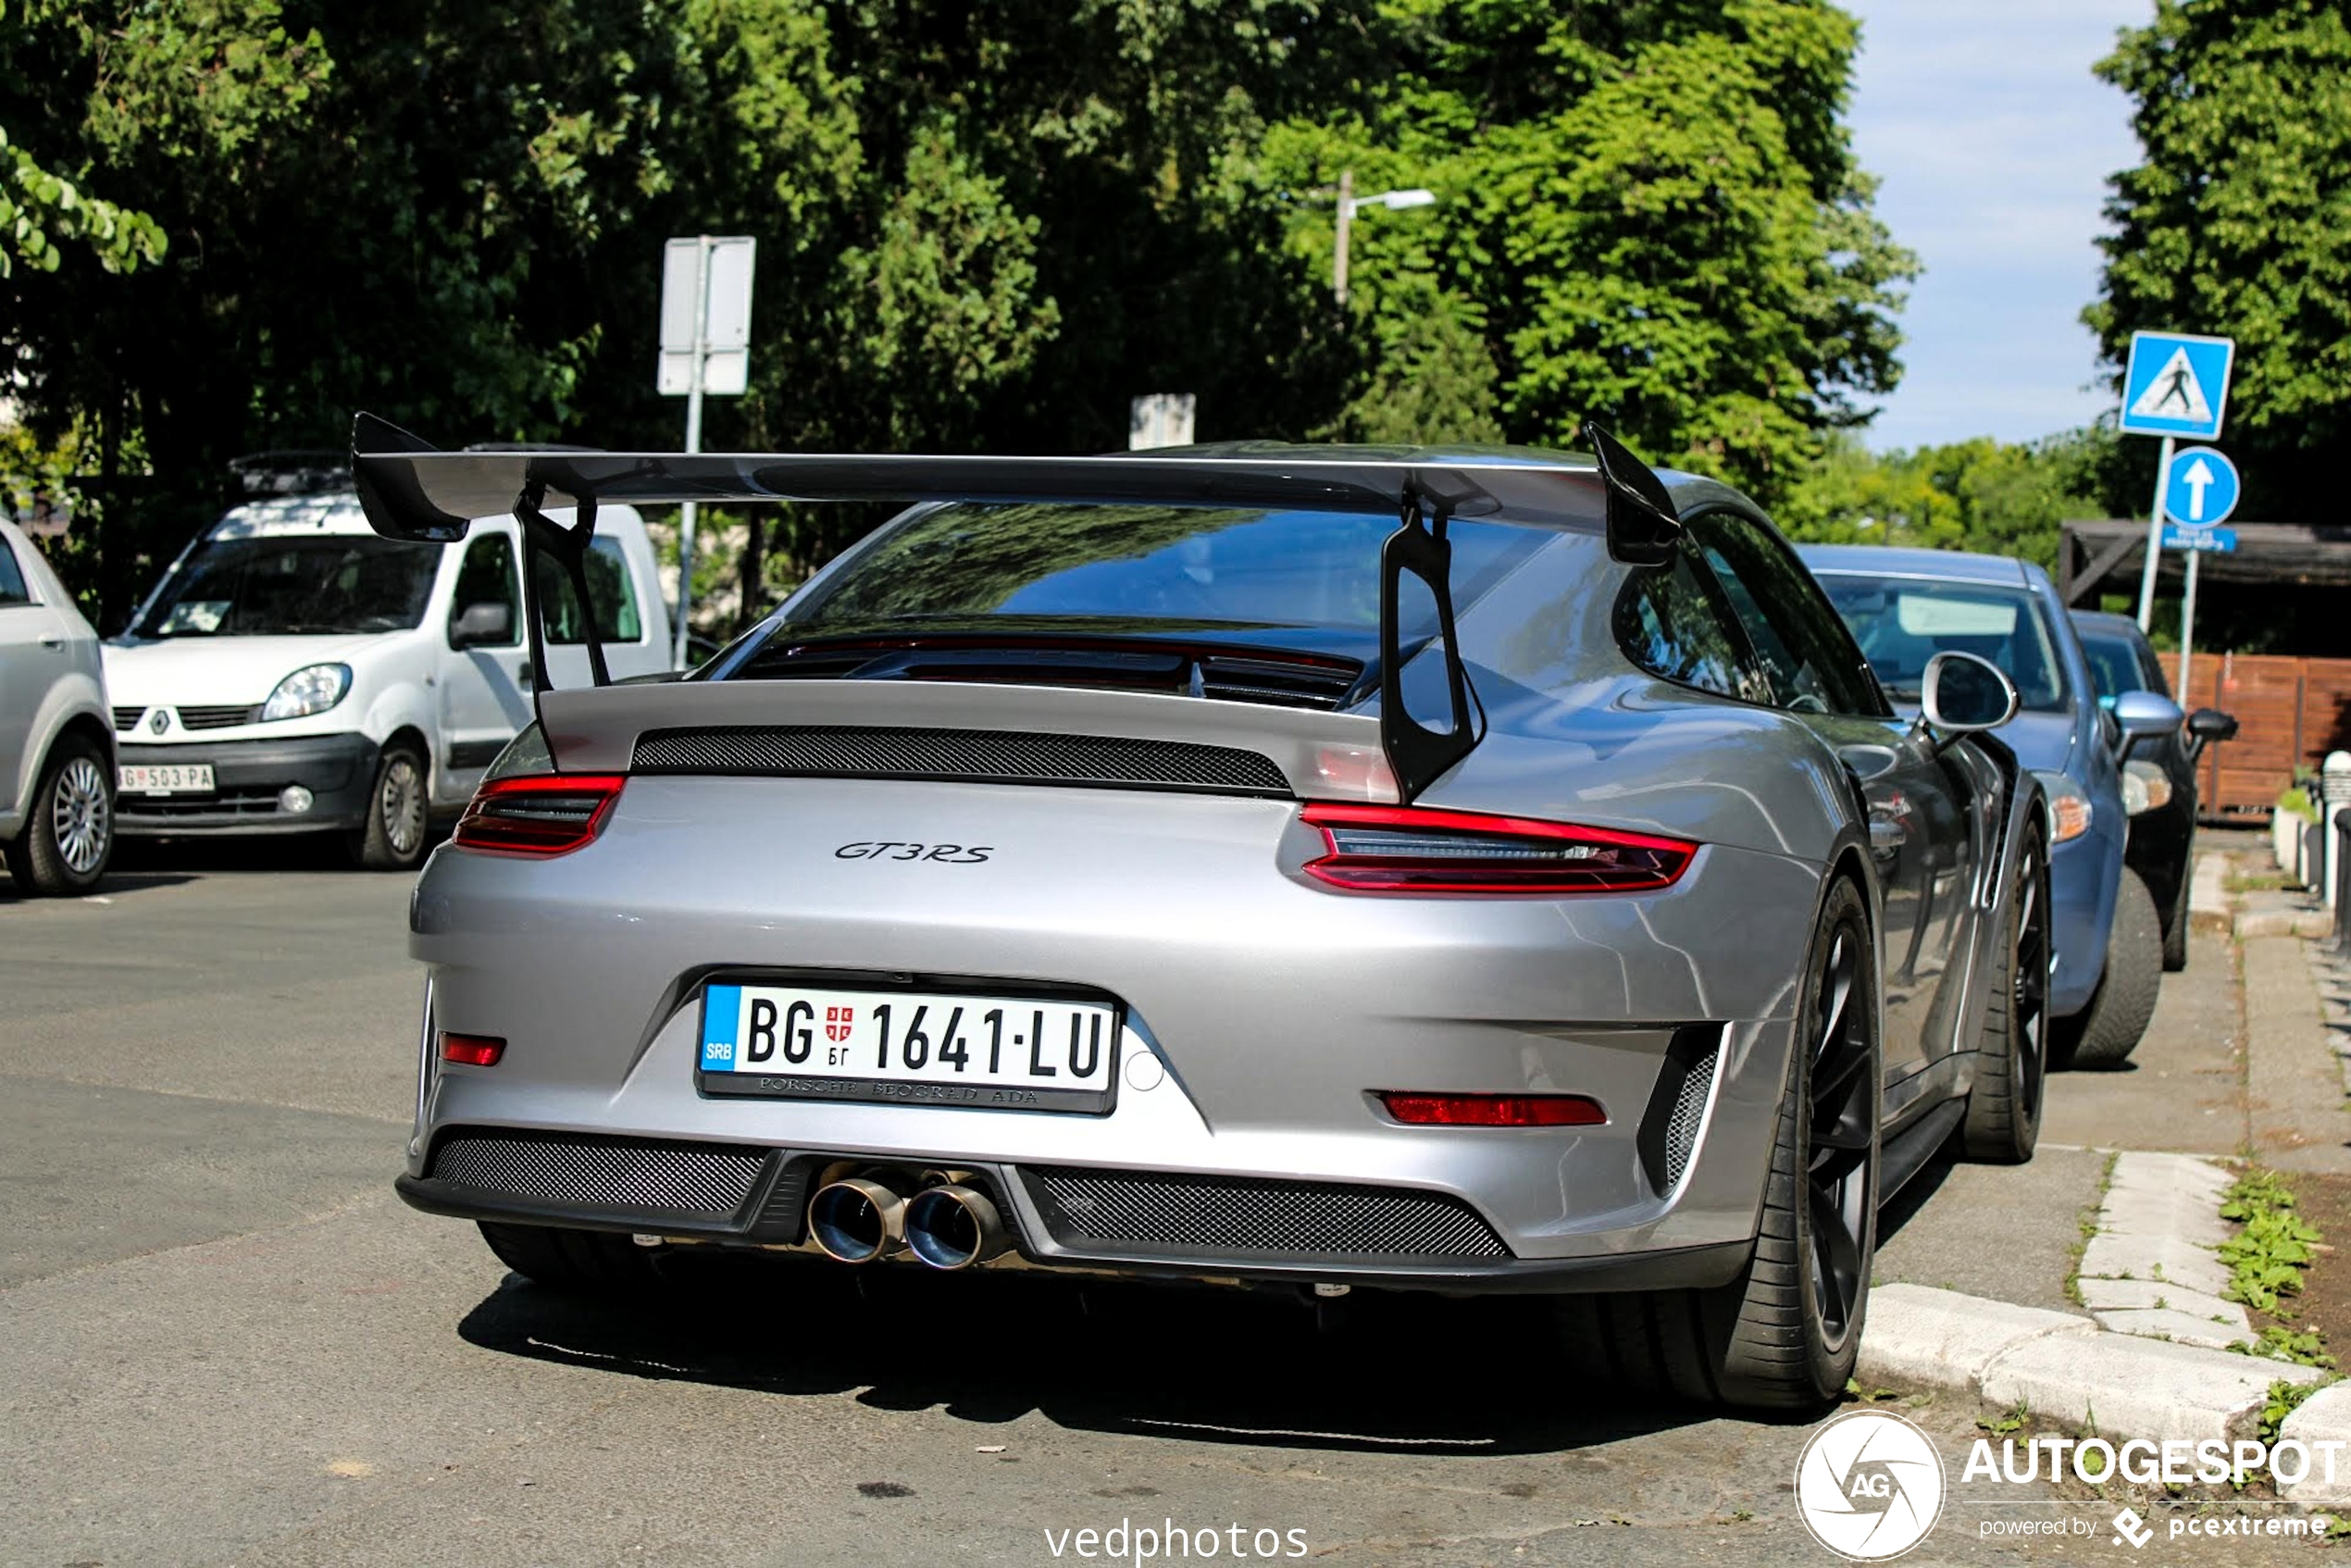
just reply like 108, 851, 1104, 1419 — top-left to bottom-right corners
392, 1137, 1754, 1296
115, 732, 377, 834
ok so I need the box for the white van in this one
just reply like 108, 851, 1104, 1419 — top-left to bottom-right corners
102, 487, 671, 869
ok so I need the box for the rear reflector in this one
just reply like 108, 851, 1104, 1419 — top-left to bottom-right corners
1379, 1092, 1606, 1127
453, 774, 626, 857
439, 1031, 505, 1066
1300, 803, 1694, 894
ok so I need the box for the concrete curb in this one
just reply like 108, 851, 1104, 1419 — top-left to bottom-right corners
1858, 1283, 2328, 1443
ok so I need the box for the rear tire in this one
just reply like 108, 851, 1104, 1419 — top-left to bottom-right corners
349, 742, 429, 871
2050, 870, 2162, 1069
1556, 877, 1878, 1412
478, 1222, 665, 1291
3, 734, 113, 896
2161, 866, 2190, 972
1962, 825, 2048, 1163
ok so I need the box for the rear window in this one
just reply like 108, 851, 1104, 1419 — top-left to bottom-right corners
760, 503, 1545, 645
1815, 574, 2071, 713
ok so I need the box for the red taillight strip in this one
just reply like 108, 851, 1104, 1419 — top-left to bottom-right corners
1379, 1091, 1606, 1126
452, 774, 627, 857
1299, 803, 1695, 895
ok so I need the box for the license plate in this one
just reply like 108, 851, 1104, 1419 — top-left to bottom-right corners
118, 764, 216, 795
698, 982, 1118, 1114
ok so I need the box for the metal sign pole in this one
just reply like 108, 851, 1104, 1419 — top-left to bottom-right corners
2134, 432, 2173, 629
672, 237, 712, 669
2179, 544, 2201, 699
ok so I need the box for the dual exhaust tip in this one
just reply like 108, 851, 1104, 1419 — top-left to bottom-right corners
807, 1175, 1007, 1271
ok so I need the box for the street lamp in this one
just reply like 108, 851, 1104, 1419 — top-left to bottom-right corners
1330, 171, 1437, 305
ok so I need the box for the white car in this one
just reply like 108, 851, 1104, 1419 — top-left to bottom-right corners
102, 486, 671, 869
0, 516, 115, 894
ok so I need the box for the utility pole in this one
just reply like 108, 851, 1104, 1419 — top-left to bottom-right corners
675, 238, 711, 670
1333, 169, 1354, 305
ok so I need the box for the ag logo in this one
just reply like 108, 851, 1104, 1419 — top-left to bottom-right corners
1794, 1409, 1945, 1561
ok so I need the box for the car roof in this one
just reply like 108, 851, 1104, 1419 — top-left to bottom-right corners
2069, 609, 2148, 645
1794, 543, 2035, 586
208, 491, 645, 541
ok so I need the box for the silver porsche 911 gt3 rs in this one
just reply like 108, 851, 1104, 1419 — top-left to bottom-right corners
357, 416, 2049, 1412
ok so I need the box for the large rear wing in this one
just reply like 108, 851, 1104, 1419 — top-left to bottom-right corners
348, 412, 1685, 802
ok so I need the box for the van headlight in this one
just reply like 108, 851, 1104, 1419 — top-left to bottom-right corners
2034, 770, 2095, 843
262, 663, 353, 720
2121, 760, 2173, 816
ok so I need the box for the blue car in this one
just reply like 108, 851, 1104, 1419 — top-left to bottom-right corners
1800, 547, 2180, 1066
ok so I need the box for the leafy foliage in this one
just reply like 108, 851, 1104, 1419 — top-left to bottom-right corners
1775, 429, 2110, 569
2087, 0, 2351, 526
1, 0, 1911, 626
2219, 1169, 2324, 1317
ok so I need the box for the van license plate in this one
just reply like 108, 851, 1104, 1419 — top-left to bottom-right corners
118, 764, 216, 795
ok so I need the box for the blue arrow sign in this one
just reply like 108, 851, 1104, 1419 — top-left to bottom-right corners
2160, 445, 2241, 529
2161, 525, 2236, 554
2121, 330, 2235, 440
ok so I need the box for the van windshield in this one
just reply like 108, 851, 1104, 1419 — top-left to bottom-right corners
135, 536, 442, 638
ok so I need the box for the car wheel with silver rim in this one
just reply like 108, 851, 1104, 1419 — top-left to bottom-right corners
351, 741, 430, 871
5, 733, 113, 895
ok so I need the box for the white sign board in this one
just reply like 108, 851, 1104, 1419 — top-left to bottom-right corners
658, 236, 757, 397
1129, 392, 1196, 450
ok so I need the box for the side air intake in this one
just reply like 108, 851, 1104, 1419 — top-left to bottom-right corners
1636, 1026, 1725, 1197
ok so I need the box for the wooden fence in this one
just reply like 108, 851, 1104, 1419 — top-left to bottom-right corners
2156, 652, 2351, 819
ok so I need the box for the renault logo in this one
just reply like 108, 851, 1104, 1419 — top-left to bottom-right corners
148, 709, 169, 734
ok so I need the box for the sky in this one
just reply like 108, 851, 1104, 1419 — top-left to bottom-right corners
1843, 1, 2151, 452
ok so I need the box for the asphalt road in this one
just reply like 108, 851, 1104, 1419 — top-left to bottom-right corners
0, 843, 2306, 1567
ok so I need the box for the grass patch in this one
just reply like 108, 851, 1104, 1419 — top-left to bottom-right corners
2065, 1151, 2119, 1308
2219, 1169, 2336, 1368
2225, 868, 2299, 894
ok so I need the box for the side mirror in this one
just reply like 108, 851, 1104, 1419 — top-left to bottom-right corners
2188, 707, 2239, 743
449, 600, 513, 648
1920, 650, 2021, 736
2111, 690, 2186, 750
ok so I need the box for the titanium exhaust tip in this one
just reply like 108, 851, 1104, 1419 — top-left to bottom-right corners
808, 1177, 906, 1263
902, 1185, 1008, 1271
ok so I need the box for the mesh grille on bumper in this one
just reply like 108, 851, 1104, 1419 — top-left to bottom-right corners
428, 1130, 770, 1219
631, 726, 1291, 796
1021, 1166, 1511, 1261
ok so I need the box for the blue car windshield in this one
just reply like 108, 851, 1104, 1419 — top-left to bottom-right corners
776, 503, 1546, 641
1815, 574, 2071, 713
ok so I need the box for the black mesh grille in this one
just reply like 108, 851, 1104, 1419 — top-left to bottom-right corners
112, 705, 145, 732
1637, 1026, 1723, 1196
429, 1130, 770, 1218
1661, 1044, 1718, 1190
178, 704, 261, 730
632, 726, 1290, 796
1022, 1166, 1510, 1260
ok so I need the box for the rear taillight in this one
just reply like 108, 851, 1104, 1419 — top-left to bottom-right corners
452, 774, 626, 857
439, 1031, 506, 1066
1379, 1091, 1606, 1126
1300, 803, 1695, 894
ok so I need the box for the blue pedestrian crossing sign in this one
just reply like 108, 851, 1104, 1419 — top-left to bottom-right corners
2121, 330, 2234, 440
2160, 445, 2240, 529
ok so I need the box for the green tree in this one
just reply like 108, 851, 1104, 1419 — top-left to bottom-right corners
2088, 0, 2351, 525
1267, 0, 1915, 507
1778, 428, 2110, 570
